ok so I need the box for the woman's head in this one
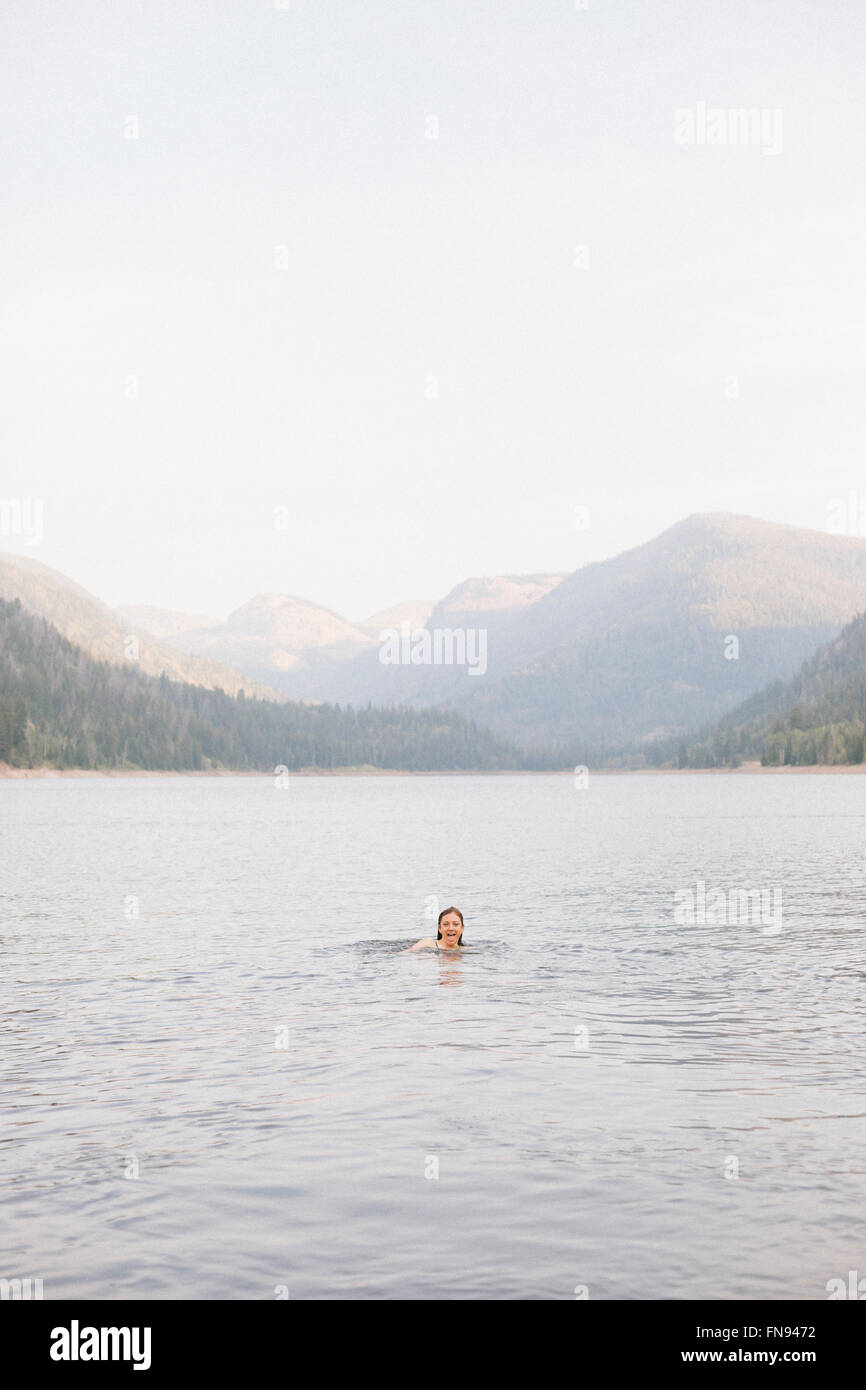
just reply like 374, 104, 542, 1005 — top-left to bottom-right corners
437, 906, 464, 946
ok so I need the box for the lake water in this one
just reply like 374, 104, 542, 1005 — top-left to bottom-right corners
2, 772, 865, 1300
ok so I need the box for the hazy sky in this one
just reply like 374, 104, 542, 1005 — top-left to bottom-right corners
3, 0, 865, 622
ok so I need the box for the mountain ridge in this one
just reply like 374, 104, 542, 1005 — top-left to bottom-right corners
0, 554, 284, 702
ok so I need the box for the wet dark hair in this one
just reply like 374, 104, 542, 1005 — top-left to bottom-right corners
437, 906, 464, 944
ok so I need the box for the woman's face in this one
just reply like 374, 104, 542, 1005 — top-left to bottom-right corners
439, 912, 463, 947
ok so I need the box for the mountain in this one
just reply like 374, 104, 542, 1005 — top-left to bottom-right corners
0, 598, 540, 772
115, 604, 220, 641
358, 599, 437, 635
281, 514, 866, 757
447, 514, 866, 757
159, 576, 566, 702
428, 573, 565, 628
303, 572, 567, 710
675, 607, 866, 768
162, 593, 376, 694
153, 516, 866, 756
17, 512, 866, 764
0, 554, 283, 702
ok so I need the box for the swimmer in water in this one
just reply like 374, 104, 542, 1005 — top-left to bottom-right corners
405, 906, 465, 952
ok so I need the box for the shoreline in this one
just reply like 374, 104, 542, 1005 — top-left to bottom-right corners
3, 761, 866, 779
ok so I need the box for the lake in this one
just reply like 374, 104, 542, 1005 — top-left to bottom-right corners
2, 772, 864, 1300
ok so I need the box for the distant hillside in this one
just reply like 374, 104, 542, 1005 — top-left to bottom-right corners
116, 604, 220, 641
0, 555, 282, 702
162, 592, 376, 694
428, 573, 565, 627
0, 598, 541, 772
17, 512, 866, 764
161, 575, 565, 702
358, 599, 437, 635
672, 608, 866, 768
272, 572, 570, 707
443, 513, 866, 757
298, 514, 866, 758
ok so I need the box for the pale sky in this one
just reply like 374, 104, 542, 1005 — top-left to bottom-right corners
2, 0, 865, 622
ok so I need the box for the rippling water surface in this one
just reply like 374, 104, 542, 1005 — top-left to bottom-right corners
2, 773, 865, 1299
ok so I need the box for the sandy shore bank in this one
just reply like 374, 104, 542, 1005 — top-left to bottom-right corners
0, 764, 549, 779
2, 761, 866, 779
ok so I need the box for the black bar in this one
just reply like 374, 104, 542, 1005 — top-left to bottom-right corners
4, 1299, 862, 1376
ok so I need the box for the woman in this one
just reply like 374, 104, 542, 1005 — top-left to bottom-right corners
405, 906, 465, 951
